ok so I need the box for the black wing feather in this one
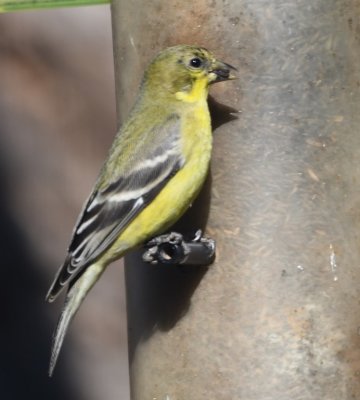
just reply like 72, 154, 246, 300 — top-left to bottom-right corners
46, 114, 182, 301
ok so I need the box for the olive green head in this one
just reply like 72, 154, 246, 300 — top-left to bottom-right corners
141, 45, 236, 100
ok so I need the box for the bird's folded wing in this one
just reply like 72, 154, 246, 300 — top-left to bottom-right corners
46, 114, 183, 301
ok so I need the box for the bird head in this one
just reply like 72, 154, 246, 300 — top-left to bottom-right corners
142, 45, 236, 102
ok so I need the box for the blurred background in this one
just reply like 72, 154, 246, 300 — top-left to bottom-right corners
0, 6, 130, 399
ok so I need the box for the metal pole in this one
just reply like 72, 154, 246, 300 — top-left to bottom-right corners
111, 1, 360, 399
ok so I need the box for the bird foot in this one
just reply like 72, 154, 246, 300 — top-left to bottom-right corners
142, 230, 215, 266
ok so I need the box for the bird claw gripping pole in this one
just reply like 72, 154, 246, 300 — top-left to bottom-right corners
142, 230, 216, 266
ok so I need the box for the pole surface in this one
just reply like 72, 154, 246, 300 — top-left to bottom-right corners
111, 1, 360, 399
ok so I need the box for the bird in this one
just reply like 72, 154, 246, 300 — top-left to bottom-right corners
46, 44, 235, 376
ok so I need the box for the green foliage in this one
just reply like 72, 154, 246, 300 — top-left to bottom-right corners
0, 0, 109, 13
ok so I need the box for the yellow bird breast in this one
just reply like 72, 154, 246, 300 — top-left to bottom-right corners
107, 99, 212, 260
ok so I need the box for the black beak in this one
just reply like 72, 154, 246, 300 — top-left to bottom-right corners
210, 61, 237, 82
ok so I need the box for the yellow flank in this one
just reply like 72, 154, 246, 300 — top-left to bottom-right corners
107, 84, 212, 261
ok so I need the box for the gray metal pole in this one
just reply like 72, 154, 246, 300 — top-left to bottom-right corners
111, 1, 360, 399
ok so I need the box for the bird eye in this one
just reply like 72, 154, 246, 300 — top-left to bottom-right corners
189, 57, 203, 68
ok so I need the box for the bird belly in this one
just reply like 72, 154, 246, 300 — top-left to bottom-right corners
106, 111, 212, 261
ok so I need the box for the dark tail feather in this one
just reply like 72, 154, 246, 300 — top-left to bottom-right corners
48, 262, 105, 376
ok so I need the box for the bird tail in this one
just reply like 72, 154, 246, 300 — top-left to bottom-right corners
48, 262, 105, 377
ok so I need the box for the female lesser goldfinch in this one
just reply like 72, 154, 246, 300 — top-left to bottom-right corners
46, 45, 235, 375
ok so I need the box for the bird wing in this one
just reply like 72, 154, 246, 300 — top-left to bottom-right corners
47, 114, 183, 301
